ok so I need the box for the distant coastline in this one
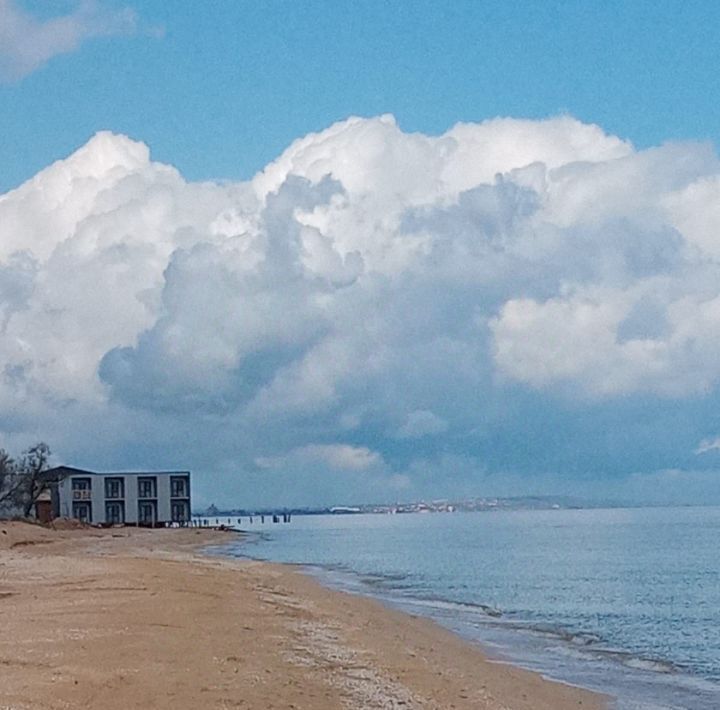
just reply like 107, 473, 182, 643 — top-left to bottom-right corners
196, 494, 610, 518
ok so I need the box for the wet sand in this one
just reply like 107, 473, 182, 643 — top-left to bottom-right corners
0, 521, 607, 709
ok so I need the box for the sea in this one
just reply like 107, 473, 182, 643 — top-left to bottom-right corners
213, 506, 720, 710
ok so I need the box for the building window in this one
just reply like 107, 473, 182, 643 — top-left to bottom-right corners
105, 477, 124, 499
171, 500, 189, 523
137, 477, 156, 498
105, 501, 125, 525
72, 501, 92, 523
138, 500, 157, 526
71, 478, 92, 500
170, 476, 188, 498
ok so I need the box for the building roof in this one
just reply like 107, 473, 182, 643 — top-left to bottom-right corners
46, 466, 190, 478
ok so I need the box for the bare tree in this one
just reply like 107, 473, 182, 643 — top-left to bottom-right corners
16, 443, 52, 517
0, 448, 19, 506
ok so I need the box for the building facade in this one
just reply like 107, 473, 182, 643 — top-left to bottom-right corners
51, 467, 191, 526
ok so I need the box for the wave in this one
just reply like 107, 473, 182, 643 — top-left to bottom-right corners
223, 542, 693, 685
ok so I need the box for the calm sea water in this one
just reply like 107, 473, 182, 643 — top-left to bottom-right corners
216, 507, 720, 710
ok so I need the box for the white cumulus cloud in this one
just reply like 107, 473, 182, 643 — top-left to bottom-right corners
3, 114, 720, 504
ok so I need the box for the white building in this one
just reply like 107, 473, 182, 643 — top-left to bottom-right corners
50, 467, 191, 526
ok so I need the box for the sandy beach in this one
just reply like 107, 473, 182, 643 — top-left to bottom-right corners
0, 521, 606, 709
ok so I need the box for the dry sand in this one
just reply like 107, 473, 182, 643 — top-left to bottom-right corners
0, 521, 608, 709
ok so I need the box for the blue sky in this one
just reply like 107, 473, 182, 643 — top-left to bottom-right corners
2, 0, 720, 193
3, 1, 720, 508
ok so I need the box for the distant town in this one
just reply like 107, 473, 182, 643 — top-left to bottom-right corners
197, 495, 601, 519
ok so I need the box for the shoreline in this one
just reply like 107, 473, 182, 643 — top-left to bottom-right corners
0, 521, 608, 709
215, 533, 644, 709
223, 509, 720, 710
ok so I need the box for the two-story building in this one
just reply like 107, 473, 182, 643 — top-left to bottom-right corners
49, 467, 191, 526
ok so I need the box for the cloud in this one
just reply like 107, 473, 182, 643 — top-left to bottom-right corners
0, 0, 143, 82
251, 444, 390, 506
490, 281, 720, 398
257, 444, 383, 472
4, 114, 720, 505
396, 410, 448, 439
695, 438, 720, 455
